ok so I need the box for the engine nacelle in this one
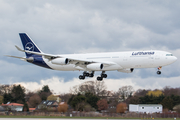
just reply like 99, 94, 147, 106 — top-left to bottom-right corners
87, 63, 103, 70
51, 58, 69, 65
118, 68, 134, 73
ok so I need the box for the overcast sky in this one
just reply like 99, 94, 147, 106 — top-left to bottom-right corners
0, 0, 180, 94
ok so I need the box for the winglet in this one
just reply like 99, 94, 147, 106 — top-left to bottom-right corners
15, 45, 24, 52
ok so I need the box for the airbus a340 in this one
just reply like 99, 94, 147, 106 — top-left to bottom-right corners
7, 33, 177, 81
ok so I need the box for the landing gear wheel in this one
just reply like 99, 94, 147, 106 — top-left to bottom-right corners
79, 71, 95, 80
101, 74, 107, 78
83, 72, 89, 77
97, 77, 103, 81
79, 75, 85, 80
89, 73, 94, 77
157, 71, 161, 75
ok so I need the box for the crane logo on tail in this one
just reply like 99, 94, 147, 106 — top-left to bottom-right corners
25, 42, 34, 54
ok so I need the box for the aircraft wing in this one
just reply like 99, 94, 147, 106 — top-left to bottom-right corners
67, 57, 116, 66
15, 45, 116, 66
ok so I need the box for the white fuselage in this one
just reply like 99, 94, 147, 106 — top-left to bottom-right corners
9, 33, 178, 80
43, 50, 177, 72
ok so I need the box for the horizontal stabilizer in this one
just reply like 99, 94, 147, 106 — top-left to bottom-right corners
5, 55, 27, 61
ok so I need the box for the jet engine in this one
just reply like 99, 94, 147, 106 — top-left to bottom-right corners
87, 63, 103, 70
51, 58, 69, 65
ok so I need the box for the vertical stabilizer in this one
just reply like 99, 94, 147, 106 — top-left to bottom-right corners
19, 33, 42, 57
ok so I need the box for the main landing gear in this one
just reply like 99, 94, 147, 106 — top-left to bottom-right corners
79, 71, 94, 80
79, 71, 107, 81
157, 66, 162, 75
97, 71, 107, 81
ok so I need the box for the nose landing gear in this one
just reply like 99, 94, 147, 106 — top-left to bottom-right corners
157, 71, 161, 75
157, 66, 162, 75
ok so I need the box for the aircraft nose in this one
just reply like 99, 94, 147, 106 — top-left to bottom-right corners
173, 56, 178, 62
167, 56, 177, 65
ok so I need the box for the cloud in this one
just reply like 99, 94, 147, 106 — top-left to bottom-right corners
15, 76, 180, 94
16, 77, 84, 94
1, 0, 180, 53
0, 0, 180, 90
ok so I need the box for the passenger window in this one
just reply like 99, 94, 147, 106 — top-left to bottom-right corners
166, 54, 173, 56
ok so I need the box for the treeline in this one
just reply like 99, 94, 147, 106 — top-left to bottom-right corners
126, 88, 180, 111
0, 81, 180, 113
0, 84, 52, 111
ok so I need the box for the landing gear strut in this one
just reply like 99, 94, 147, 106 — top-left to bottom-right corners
157, 66, 162, 75
83, 71, 89, 77
97, 71, 107, 81
89, 71, 94, 77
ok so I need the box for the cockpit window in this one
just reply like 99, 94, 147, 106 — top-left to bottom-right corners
166, 54, 173, 56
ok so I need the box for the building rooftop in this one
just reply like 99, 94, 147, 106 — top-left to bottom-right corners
2, 103, 24, 107
130, 104, 162, 107
29, 108, 36, 111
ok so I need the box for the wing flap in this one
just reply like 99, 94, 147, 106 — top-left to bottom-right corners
68, 58, 116, 66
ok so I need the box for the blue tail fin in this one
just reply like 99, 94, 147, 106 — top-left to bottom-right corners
19, 33, 42, 57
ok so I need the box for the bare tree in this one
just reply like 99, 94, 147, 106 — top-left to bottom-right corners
0, 85, 13, 95
75, 101, 86, 111
125, 96, 140, 105
134, 89, 150, 97
108, 92, 119, 113
25, 91, 36, 102
28, 94, 42, 108
69, 85, 79, 95
94, 81, 107, 97
59, 93, 72, 103
163, 86, 180, 96
117, 86, 134, 101
70, 81, 108, 97
79, 81, 96, 94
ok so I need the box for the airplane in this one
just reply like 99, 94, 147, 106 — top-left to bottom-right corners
6, 33, 177, 81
